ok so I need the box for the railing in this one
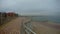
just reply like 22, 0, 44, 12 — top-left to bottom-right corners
21, 21, 36, 34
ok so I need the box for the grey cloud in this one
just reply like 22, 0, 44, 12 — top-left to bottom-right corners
0, 0, 60, 15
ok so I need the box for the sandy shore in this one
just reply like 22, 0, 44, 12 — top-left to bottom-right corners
32, 22, 60, 34
0, 17, 30, 34
0, 16, 60, 34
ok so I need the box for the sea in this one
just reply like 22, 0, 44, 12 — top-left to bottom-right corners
31, 16, 60, 23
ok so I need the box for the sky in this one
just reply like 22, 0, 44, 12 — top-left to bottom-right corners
0, 0, 60, 15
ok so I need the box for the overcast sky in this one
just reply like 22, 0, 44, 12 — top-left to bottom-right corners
0, 0, 60, 15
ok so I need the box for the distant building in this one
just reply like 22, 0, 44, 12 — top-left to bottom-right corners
6, 12, 15, 17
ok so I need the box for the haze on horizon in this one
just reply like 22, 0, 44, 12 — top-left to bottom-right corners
0, 0, 60, 16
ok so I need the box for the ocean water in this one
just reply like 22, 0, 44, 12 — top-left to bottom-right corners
48, 16, 60, 23
31, 16, 60, 23
31, 16, 48, 22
